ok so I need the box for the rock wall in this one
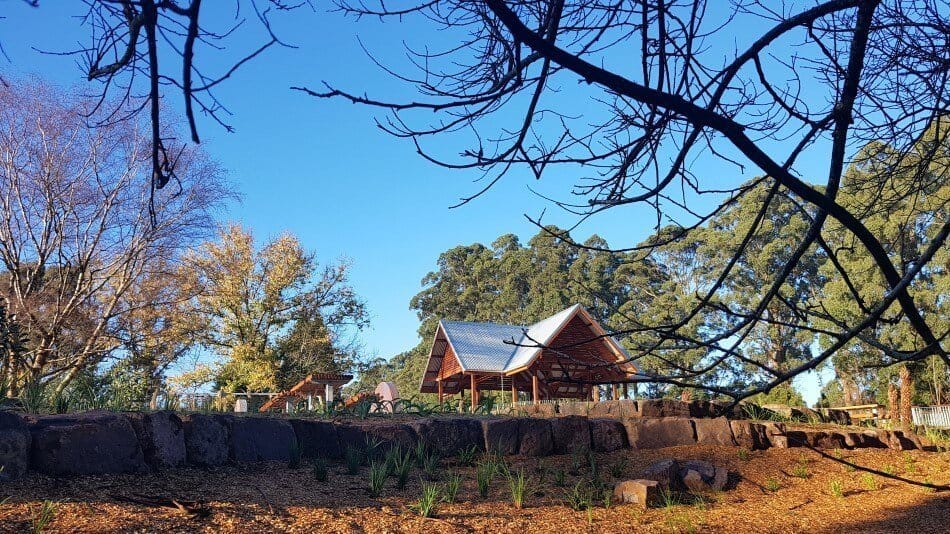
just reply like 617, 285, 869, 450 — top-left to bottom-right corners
0, 405, 917, 481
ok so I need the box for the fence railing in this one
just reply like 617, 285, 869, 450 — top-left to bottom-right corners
911, 405, 950, 429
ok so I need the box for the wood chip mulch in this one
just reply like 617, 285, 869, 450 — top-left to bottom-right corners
1, 445, 947, 533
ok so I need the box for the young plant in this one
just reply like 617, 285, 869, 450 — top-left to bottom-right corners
861, 473, 879, 491
553, 468, 566, 487
414, 440, 429, 467
345, 446, 363, 475
564, 481, 594, 512
408, 482, 441, 518
737, 448, 750, 461
288, 442, 302, 469
608, 458, 628, 479
506, 467, 529, 509
830, 479, 844, 498
765, 477, 780, 492
443, 472, 463, 503
792, 463, 809, 479
393, 448, 414, 489
368, 462, 387, 497
30, 500, 57, 534
457, 444, 478, 466
475, 458, 496, 498
363, 436, 383, 464
421, 450, 442, 480
312, 458, 329, 482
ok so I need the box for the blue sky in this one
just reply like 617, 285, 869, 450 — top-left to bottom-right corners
1, 2, 831, 403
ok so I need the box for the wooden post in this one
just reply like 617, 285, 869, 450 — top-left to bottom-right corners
470, 373, 478, 412
511, 378, 517, 405
437, 380, 444, 407
612, 384, 620, 400
623, 383, 629, 400
532, 374, 539, 405
591, 385, 598, 402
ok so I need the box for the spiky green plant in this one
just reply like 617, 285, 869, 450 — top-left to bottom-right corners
737, 448, 750, 461
861, 473, 879, 491
421, 450, 442, 480
830, 479, 844, 498
312, 458, 328, 482
564, 481, 594, 512
609, 458, 628, 479
475, 458, 496, 498
393, 448, 413, 489
288, 442, 302, 469
30, 500, 57, 534
792, 463, 809, 479
765, 477, 780, 492
457, 444, 478, 466
553, 468, 566, 487
443, 472, 463, 503
408, 482, 441, 518
368, 462, 387, 497
345, 446, 363, 475
506, 467, 529, 509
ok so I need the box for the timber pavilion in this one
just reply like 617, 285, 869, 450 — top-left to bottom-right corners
420, 304, 639, 410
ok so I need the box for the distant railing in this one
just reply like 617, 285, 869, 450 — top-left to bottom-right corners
912, 406, 950, 429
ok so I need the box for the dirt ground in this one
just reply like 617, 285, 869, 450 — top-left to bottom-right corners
1, 445, 947, 533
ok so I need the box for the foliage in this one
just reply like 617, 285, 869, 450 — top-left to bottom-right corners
765, 478, 780, 492
368, 462, 387, 497
443, 472, 463, 503
30, 500, 58, 534
344, 446, 362, 475
183, 223, 368, 393
311, 458, 328, 482
408, 482, 441, 518
506, 467, 530, 509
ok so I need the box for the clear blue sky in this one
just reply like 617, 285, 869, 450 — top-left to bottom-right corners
1, 2, 831, 403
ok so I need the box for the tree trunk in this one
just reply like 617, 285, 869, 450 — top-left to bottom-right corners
899, 365, 913, 434
887, 382, 900, 425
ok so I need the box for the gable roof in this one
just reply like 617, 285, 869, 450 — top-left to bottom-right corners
420, 304, 636, 393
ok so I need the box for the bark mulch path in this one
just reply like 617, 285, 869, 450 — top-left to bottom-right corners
1, 445, 947, 533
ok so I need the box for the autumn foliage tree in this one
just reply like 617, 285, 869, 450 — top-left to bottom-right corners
183, 224, 368, 392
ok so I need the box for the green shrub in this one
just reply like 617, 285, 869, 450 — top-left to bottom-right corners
457, 444, 478, 466
792, 463, 809, 479
443, 472, 463, 503
554, 468, 566, 487
31, 500, 57, 534
475, 458, 496, 498
861, 473, 879, 491
765, 477, 780, 492
408, 482, 441, 518
288, 442, 302, 469
737, 448, 750, 461
421, 450, 442, 480
506, 467, 529, 509
393, 448, 413, 489
368, 462, 387, 497
830, 479, 844, 498
609, 458, 628, 479
345, 446, 363, 475
312, 458, 328, 482
564, 481, 595, 512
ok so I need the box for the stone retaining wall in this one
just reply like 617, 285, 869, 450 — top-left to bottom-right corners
0, 406, 918, 481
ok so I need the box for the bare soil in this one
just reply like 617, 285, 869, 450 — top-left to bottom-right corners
1, 445, 947, 533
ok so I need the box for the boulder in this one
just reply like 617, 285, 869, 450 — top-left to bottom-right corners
843, 431, 888, 449
761, 404, 822, 423
640, 458, 680, 491
613, 479, 659, 508
637, 399, 691, 418
885, 430, 921, 451
126, 411, 186, 469
762, 422, 788, 448
182, 414, 230, 467
587, 401, 614, 418
336, 423, 370, 456
290, 419, 341, 459
0, 410, 30, 481
679, 460, 729, 492
693, 417, 736, 447
624, 417, 695, 449
228, 417, 297, 462
550, 416, 591, 454
821, 409, 852, 426
535, 404, 557, 417
482, 418, 521, 455
557, 402, 589, 416
729, 420, 770, 450
362, 422, 417, 453
410, 417, 482, 457
30, 411, 147, 476
589, 418, 627, 452
518, 418, 554, 457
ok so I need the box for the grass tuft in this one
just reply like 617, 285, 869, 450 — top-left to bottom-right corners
443, 471, 463, 503
311, 458, 329, 482
30, 500, 57, 534
368, 461, 387, 497
408, 482, 441, 518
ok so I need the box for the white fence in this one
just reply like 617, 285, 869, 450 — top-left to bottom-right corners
911, 405, 950, 429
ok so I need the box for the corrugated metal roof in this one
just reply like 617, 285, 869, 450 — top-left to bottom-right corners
440, 320, 525, 372
505, 303, 582, 370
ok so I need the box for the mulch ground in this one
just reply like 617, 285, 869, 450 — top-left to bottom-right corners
1, 445, 947, 533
